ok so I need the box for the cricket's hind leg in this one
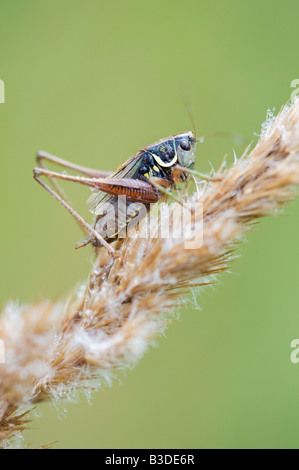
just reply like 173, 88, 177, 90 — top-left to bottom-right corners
75, 233, 96, 249
33, 167, 116, 256
75, 235, 108, 249
35, 150, 113, 239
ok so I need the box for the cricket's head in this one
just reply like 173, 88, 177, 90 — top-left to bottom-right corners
174, 131, 197, 169
146, 131, 197, 170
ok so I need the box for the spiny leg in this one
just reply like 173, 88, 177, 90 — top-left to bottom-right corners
34, 168, 160, 203
36, 151, 113, 236
172, 165, 222, 182
33, 168, 116, 256
36, 150, 112, 178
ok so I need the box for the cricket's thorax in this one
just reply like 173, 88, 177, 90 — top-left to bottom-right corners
135, 134, 195, 183
135, 151, 174, 183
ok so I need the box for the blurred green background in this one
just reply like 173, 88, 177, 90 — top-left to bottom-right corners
1, 0, 299, 449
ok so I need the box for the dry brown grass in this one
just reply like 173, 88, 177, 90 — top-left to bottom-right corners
1, 101, 299, 447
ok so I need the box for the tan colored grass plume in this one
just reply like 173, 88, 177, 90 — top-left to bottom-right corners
1, 100, 299, 447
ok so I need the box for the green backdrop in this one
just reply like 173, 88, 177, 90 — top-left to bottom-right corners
1, 0, 299, 449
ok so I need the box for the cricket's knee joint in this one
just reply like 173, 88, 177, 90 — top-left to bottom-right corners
36, 150, 46, 162
33, 167, 42, 179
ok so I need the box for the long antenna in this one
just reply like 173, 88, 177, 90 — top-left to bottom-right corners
196, 131, 244, 146
181, 85, 244, 146
181, 84, 197, 137
186, 104, 197, 138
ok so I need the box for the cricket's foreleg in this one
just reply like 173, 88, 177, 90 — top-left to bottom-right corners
33, 168, 116, 255
171, 165, 222, 182
147, 177, 183, 205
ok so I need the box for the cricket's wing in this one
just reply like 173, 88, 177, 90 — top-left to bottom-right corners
87, 153, 143, 215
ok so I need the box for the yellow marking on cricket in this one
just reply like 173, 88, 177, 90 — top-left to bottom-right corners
151, 152, 177, 168
153, 165, 159, 172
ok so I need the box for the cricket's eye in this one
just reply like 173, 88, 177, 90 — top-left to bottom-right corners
180, 140, 191, 151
